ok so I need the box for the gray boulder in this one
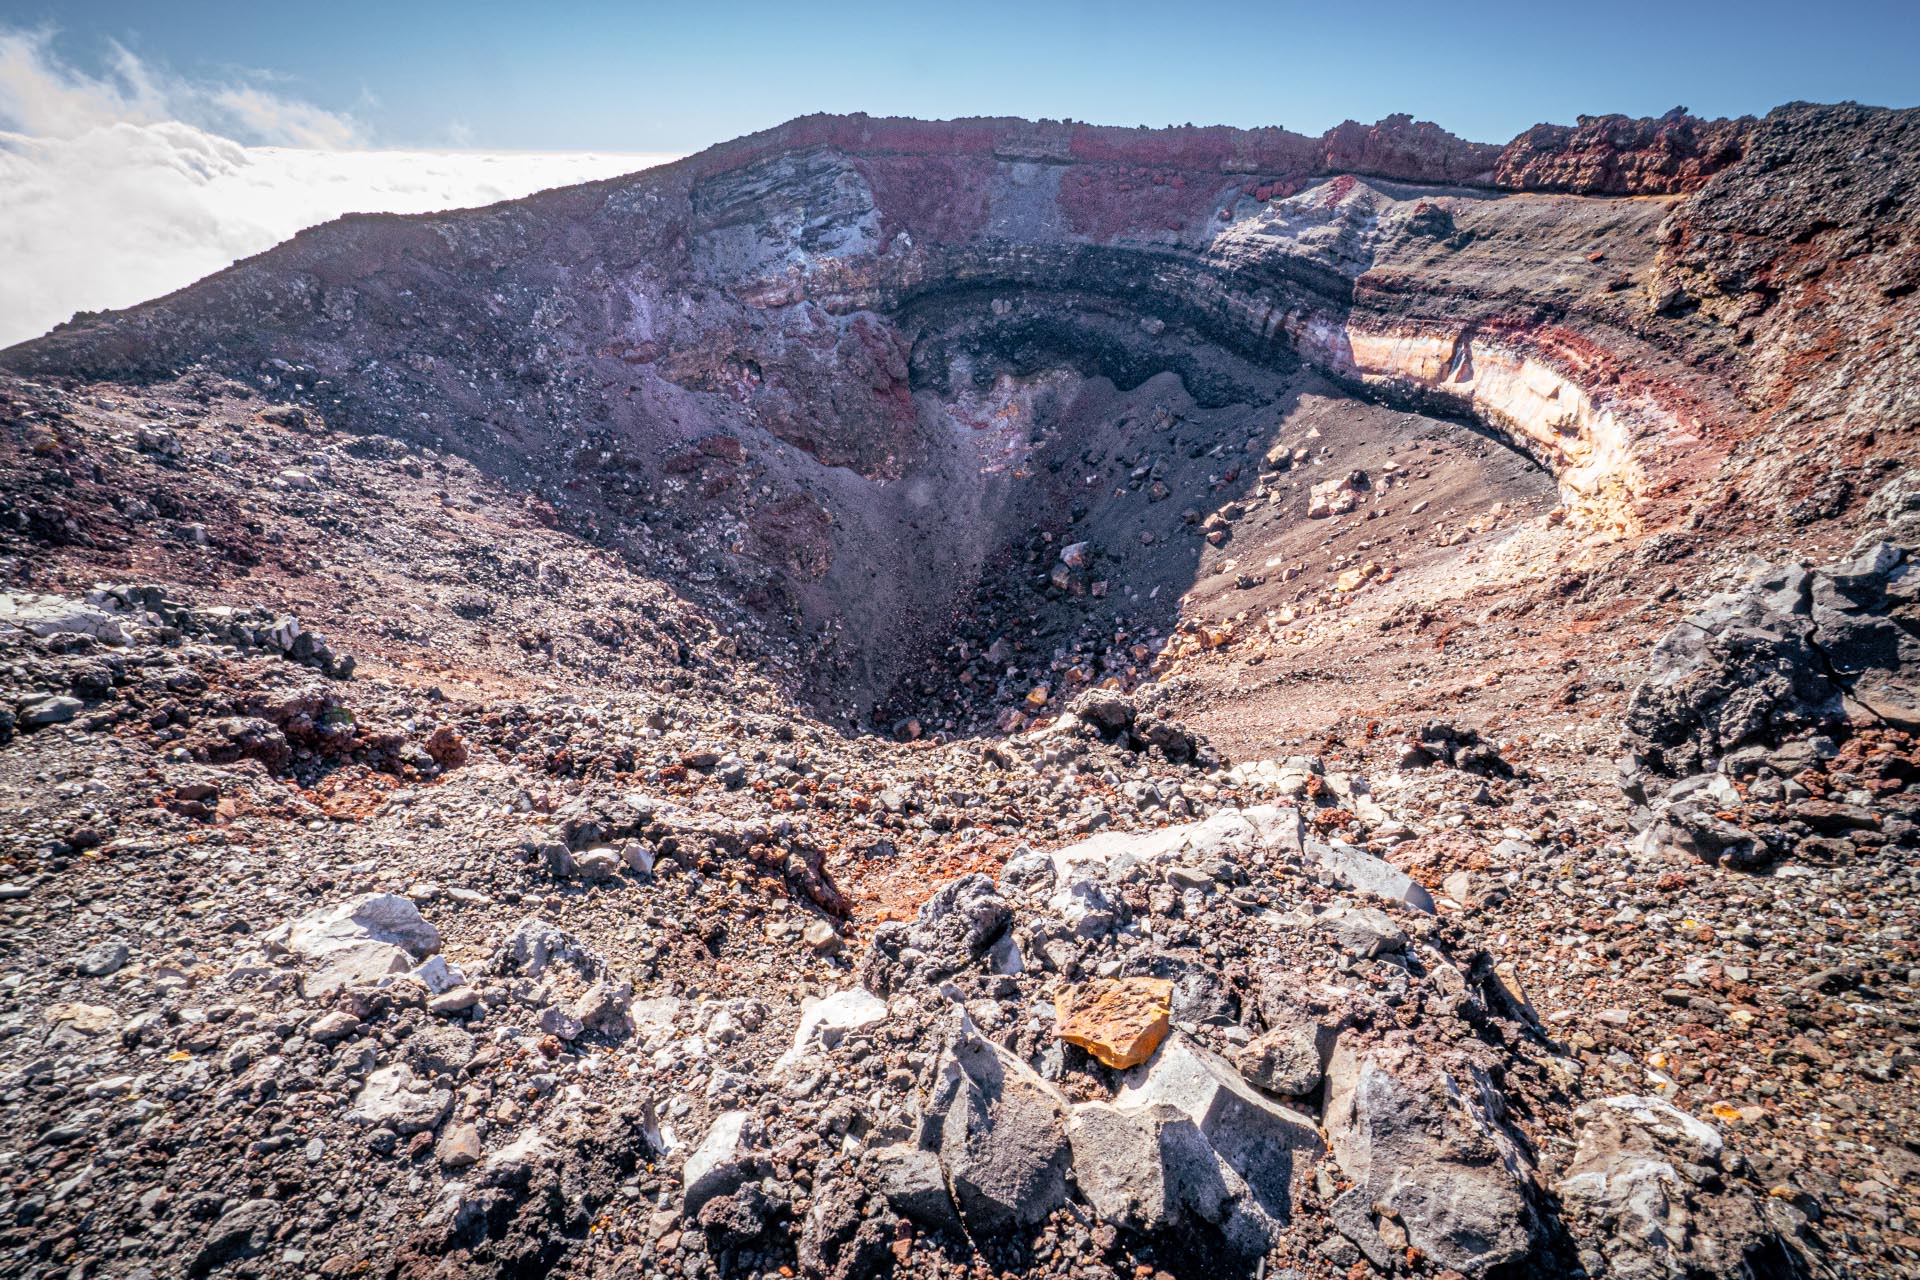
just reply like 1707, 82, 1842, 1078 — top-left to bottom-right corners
490, 917, 600, 980
1314, 904, 1409, 957
776, 987, 889, 1076
908, 873, 1013, 971
281, 893, 440, 957
1236, 1011, 1339, 1099
1068, 1101, 1248, 1241
18, 694, 82, 727
0, 592, 131, 645
860, 874, 1016, 994
1113, 1032, 1323, 1247
864, 1143, 959, 1232
1068, 689, 1136, 736
189, 1199, 282, 1276
1322, 1036, 1536, 1275
922, 1013, 1070, 1236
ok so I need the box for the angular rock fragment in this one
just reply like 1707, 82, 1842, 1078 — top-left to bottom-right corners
282, 893, 441, 955
1313, 904, 1408, 957
189, 1199, 282, 1276
274, 893, 441, 998
1055, 977, 1172, 1068
43, 1002, 120, 1034
910, 873, 1013, 966
683, 1110, 765, 1213
1626, 535, 1920, 776
17, 693, 81, 727
0, 592, 132, 645
1114, 1032, 1322, 1243
922, 1014, 1071, 1236
1322, 1036, 1535, 1275
1308, 839, 1436, 912
1235, 993, 1341, 1099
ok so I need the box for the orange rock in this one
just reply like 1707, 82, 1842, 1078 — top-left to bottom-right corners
1334, 560, 1382, 592
1055, 978, 1173, 1068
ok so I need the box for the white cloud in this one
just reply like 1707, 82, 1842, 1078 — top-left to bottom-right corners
0, 30, 670, 348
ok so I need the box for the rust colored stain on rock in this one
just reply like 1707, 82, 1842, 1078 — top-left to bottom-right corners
1055, 977, 1173, 1068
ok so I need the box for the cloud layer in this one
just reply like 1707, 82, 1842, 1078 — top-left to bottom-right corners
0, 31, 668, 348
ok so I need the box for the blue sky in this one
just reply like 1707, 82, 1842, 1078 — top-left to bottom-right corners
5, 0, 1917, 152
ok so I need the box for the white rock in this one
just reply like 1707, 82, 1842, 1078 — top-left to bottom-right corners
279, 893, 441, 960
274, 893, 441, 998
0, 593, 131, 645
1309, 841, 1435, 913
305, 941, 412, 997
777, 988, 889, 1072
682, 1110, 761, 1211
346, 1064, 451, 1134
411, 955, 466, 995
629, 996, 682, 1030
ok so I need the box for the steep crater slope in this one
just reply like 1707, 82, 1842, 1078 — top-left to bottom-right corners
8, 105, 1863, 726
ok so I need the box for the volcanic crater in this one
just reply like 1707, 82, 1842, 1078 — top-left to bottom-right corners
1, 102, 1918, 1280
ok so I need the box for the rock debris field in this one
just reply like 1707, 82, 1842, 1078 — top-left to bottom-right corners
1, 101, 1919, 1280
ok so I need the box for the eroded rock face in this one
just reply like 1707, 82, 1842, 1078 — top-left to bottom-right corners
1494, 108, 1750, 195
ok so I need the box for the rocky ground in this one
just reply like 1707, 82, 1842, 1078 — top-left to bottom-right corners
2, 101, 1918, 1280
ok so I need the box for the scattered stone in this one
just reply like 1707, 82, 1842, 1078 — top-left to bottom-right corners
865, 1144, 960, 1232
74, 940, 129, 977
802, 919, 844, 956
308, 1010, 359, 1043
18, 693, 82, 727
1313, 904, 1408, 957
43, 1002, 120, 1035
436, 1122, 483, 1168
346, 1064, 452, 1135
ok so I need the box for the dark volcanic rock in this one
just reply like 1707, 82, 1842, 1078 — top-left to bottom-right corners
1625, 537, 1919, 775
